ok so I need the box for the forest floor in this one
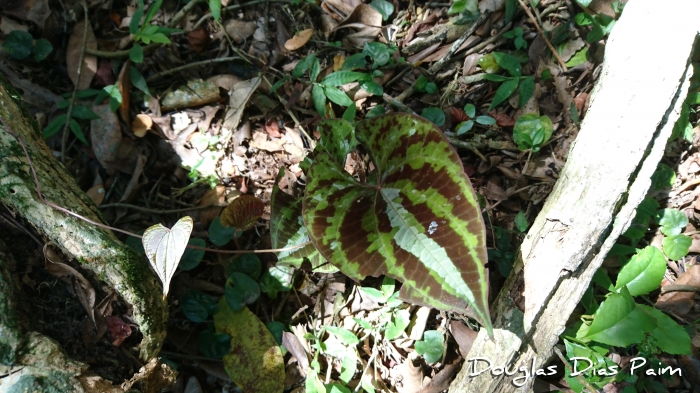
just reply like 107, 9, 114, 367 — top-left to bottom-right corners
1, 0, 699, 391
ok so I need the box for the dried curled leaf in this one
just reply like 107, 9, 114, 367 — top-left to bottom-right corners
220, 195, 265, 231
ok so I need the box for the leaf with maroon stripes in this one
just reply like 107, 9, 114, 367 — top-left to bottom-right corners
302, 113, 492, 336
220, 195, 265, 231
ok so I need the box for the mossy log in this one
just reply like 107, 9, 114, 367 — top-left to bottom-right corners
0, 77, 167, 363
449, 0, 700, 391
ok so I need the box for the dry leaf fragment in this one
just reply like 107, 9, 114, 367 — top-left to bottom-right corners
67, 19, 98, 90
105, 316, 132, 346
43, 244, 96, 324
131, 114, 153, 137
87, 184, 106, 206
284, 28, 314, 51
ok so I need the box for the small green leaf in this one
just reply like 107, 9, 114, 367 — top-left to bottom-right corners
32, 38, 53, 61
306, 369, 325, 393
565, 47, 589, 67
129, 67, 151, 96
365, 105, 385, 118
325, 326, 359, 346
479, 54, 501, 74
258, 265, 293, 298
129, 44, 144, 63
312, 83, 326, 117
463, 103, 476, 118
425, 82, 437, 94
650, 163, 675, 191
514, 211, 528, 232
448, 0, 466, 14
518, 76, 535, 108
322, 71, 366, 86
181, 289, 218, 322
198, 330, 231, 358
43, 115, 68, 139
512, 113, 553, 152
370, 0, 394, 21
340, 352, 358, 383
385, 309, 410, 340
489, 78, 519, 110
208, 0, 221, 22
208, 216, 236, 246
615, 246, 666, 296
179, 238, 206, 270
266, 321, 285, 345
575, 0, 592, 6
103, 85, 123, 112
130, 0, 145, 35
475, 115, 496, 125
415, 330, 444, 363
293, 54, 316, 78
505, 0, 517, 23
310, 57, 321, 82
362, 42, 395, 67
342, 104, 357, 122
143, 0, 163, 25
228, 253, 262, 280
639, 305, 691, 355
415, 75, 428, 91
583, 287, 656, 347
663, 234, 691, 261
421, 107, 445, 126
69, 119, 87, 144
456, 120, 474, 135
71, 105, 102, 120
324, 86, 353, 106
656, 209, 688, 236
492, 52, 522, 77
341, 53, 368, 71
3, 30, 33, 60
225, 272, 261, 311
360, 79, 383, 96
381, 276, 395, 299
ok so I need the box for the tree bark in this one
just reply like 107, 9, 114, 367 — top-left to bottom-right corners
0, 77, 167, 362
449, 0, 700, 391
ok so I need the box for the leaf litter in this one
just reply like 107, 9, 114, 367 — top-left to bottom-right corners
4, 0, 700, 391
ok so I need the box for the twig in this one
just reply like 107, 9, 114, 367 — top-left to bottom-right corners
516, 0, 568, 71
0, 117, 311, 255
449, 22, 512, 66
98, 203, 220, 214
427, 10, 493, 75
660, 284, 700, 294
61, 0, 89, 163
145, 57, 241, 82
193, 0, 294, 30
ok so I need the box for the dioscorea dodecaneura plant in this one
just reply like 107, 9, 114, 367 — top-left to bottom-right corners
270, 113, 493, 336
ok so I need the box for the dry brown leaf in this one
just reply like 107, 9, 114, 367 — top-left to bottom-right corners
199, 185, 225, 229
282, 332, 309, 375
91, 104, 140, 174
332, 4, 382, 48
395, 353, 424, 393
264, 118, 282, 138
449, 320, 478, 358
224, 19, 257, 44
117, 61, 131, 122
187, 29, 209, 53
161, 79, 221, 111
86, 184, 105, 206
333, 54, 345, 71
132, 114, 153, 137
67, 20, 98, 90
43, 244, 96, 324
0, 16, 28, 34
220, 77, 261, 144
284, 28, 314, 51
206, 74, 243, 91
656, 265, 700, 316
2, 0, 50, 28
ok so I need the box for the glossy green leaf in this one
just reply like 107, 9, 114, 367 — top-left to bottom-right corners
421, 107, 445, 126
463, 103, 476, 118
363, 42, 395, 67
385, 309, 410, 340
492, 52, 522, 77
69, 119, 87, 144
214, 299, 284, 391
663, 234, 691, 261
208, 216, 239, 246
198, 330, 231, 358
293, 53, 316, 78
366, 105, 386, 118
303, 114, 492, 335
208, 0, 221, 22
228, 253, 262, 280
130, 0, 145, 35
650, 163, 675, 191
488, 78, 519, 110
179, 238, 206, 270
456, 120, 474, 135
312, 83, 326, 117
565, 47, 589, 67
71, 105, 101, 120
181, 289, 217, 322
656, 209, 688, 236
310, 57, 321, 82
129, 67, 150, 96
341, 53, 368, 71
143, 216, 193, 297
43, 115, 67, 139
270, 168, 335, 273
583, 287, 656, 347
360, 79, 383, 96
325, 326, 359, 346
518, 76, 535, 108
478, 54, 500, 74
33, 38, 52, 61
324, 86, 353, 106
340, 352, 358, 383
415, 330, 444, 363
266, 321, 285, 345
475, 116, 496, 125
615, 246, 665, 296
370, 0, 394, 20
512, 113, 553, 152
342, 104, 357, 121
258, 265, 294, 298
638, 305, 691, 355
322, 71, 366, 87
225, 272, 260, 311
130, 44, 144, 63
514, 211, 528, 232
4, 30, 33, 59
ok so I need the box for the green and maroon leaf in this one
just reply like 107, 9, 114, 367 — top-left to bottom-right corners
302, 113, 492, 335
270, 168, 336, 273
220, 195, 265, 231
315, 119, 358, 167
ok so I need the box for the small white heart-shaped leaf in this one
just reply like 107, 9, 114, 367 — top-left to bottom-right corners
142, 216, 193, 297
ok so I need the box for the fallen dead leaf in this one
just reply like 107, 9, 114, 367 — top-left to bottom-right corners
2, 0, 50, 28
199, 185, 226, 228
187, 29, 209, 53
250, 131, 284, 152
132, 114, 153, 137
285, 28, 314, 51
206, 74, 243, 91
44, 244, 96, 325
91, 104, 140, 174
67, 19, 98, 90
332, 4, 382, 48
449, 320, 478, 358
264, 118, 282, 138
220, 77, 261, 144
282, 332, 309, 375
161, 79, 221, 111
224, 19, 257, 44
656, 265, 700, 317
0, 16, 27, 34
105, 315, 132, 346
86, 184, 105, 206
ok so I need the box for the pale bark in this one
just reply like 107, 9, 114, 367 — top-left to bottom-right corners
0, 77, 167, 362
449, 0, 700, 391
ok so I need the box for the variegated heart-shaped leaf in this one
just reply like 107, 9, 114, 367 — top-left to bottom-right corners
303, 113, 492, 335
142, 216, 193, 297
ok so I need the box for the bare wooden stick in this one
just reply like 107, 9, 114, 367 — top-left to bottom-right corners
427, 10, 493, 75
516, 0, 568, 71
